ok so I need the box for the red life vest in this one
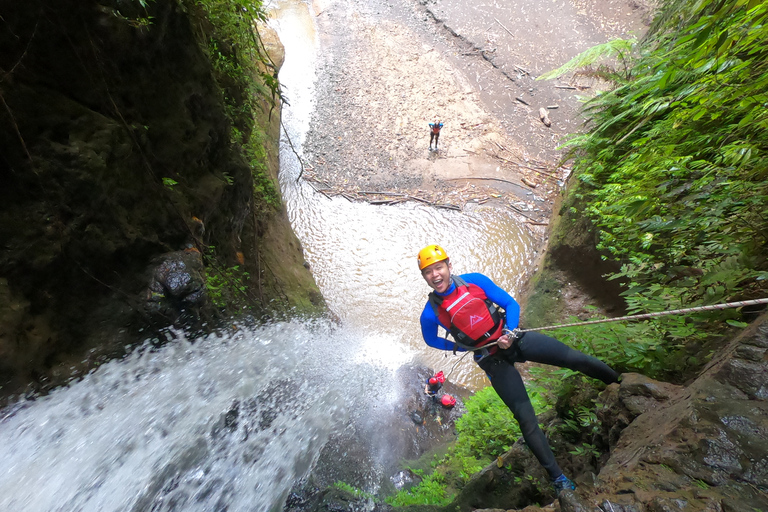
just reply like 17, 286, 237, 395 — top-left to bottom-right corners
431, 123, 442, 134
429, 276, 504, 351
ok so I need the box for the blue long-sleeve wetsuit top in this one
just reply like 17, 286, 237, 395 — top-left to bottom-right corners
419, 273, 521, 351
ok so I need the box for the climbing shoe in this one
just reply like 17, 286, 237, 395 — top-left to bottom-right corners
552, 474, 576, 496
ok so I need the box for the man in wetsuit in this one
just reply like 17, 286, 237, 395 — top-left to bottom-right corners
416, 244, 621, 496
429, 118, 443, 151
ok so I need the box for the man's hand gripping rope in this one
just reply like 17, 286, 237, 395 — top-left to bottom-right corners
498, 328, 521, 350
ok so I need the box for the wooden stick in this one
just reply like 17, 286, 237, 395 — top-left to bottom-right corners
360, 191, 408, 197
494, 18, 515, 38
446, 176, 529, 190
494, 155, 560, 180
508, 205, 539, 223
408, 195, 434, 204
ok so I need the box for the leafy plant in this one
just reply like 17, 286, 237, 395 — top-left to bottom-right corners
537, 38, 637, 83
454, 386, 522, 460
204, 246, 251, 310
181, 0, 282, 216
332, 481, 375, 500
537, 1, 768, 376
569, 443, 600, 459
385, 471, 454, 507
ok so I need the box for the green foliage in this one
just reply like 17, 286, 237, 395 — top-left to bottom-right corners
204, 246, 250, 310
537, 38, 637, 83
385, 471, 454, 507
244, 125, 280, 211
189, 0, 280, 114
569, 442, 600, 459
556, 0, 768, 357
386, 385, 552, 507
332, 481, 375, 500
542, 306, 705, 378
162, 177, 178, 189
182, 0, 281, 214
454, 386, 522, 460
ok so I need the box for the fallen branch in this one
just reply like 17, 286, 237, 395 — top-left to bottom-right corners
408, 195, 434, 205
446, 176, 529, 191
554, 85, 576, 90
515, 97, 529, 105
494, 18, 515, 38
280, 118, 307, 182
492, 154, 559, 180
360, 191, 408, 197
508, 204, 539, 223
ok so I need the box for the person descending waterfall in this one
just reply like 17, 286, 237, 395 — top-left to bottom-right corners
416, 245, 621, 497
428, 118, 443, 151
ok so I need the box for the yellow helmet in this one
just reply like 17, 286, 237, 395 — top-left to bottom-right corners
417, 245, 449, 270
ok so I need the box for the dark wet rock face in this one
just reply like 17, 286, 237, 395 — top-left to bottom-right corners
285, 365, 467, 512
590, 315, 768, 511
145, 249, 208, 321
0, 0, 323, 400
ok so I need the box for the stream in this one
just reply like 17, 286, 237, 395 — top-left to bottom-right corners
0, 1, 538, 510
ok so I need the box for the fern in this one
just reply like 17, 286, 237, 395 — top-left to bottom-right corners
537, 38, 636, 82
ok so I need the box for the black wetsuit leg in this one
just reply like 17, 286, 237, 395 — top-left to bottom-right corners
430, 132, 437, 146
477, 332, 620, 479
516, 332, 620, 384
478, 354, 562, 478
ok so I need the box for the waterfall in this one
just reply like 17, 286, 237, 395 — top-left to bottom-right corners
0, 320, 413, 511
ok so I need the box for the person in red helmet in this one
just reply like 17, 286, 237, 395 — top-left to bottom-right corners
425, 376, 442, 395
424, 370, 445, 395
416, 244, 620, 497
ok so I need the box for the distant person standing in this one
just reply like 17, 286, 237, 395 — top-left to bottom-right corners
429, 118, 443, 151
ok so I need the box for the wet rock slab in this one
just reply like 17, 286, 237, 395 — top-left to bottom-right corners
284, 364, 468, 511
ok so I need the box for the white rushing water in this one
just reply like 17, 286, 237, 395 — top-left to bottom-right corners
0, 321, 411, 511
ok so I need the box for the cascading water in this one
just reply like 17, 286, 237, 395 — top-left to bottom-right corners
0, 1, 541, 510
0, 321, 413, 511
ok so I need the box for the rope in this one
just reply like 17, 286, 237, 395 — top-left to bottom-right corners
514, 297, 768, 334
444, 340, 499, 380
